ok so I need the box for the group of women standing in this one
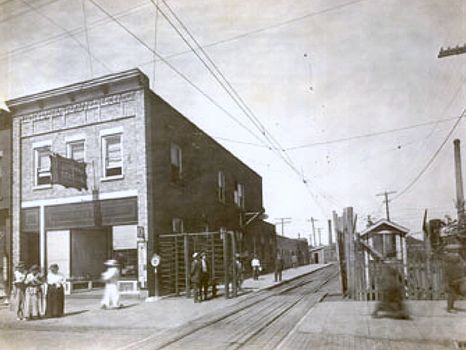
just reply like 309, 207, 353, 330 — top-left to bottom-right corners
11, 262, 66, 321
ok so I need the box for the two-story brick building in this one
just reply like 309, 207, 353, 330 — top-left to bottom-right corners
0, 110, 11, 298
8, 69, 265, 296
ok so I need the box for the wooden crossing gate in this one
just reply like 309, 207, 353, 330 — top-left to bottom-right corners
158, 231, 238, 297
353, 255, 446, 301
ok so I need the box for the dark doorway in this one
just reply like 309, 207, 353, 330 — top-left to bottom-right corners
20, 231, 40, 267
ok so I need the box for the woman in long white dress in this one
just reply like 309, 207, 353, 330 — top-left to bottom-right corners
101, 259, 122, 309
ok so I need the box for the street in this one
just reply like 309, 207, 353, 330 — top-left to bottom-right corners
0, 265, 337, 350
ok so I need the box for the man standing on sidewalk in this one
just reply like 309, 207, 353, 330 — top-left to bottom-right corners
190, 252, 201, 303
274, 252, 283, 282
200, 252, 210, 301
251, 255, 261, 280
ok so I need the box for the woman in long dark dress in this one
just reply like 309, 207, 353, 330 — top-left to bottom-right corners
45, 264, 66, 318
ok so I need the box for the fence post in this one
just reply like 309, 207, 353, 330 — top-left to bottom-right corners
184, 233, 190, 298
223, 230, 229, 299
175, 235, 179, 296
231, 232, 237, 297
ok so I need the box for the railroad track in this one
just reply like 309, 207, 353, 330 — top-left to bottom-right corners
121, 264, 338, 350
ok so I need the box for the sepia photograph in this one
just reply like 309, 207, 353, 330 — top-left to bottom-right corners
0, 0, 465, 349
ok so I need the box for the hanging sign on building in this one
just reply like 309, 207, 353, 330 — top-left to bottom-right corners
50, 154, 87, 191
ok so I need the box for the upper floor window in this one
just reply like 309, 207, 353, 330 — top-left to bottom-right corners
67, 140, 85, 162
170, 143, 182, 182
234, 182, 245, 209
102, 134, 123, 178
218, 171, 225, 203
34, 146, 51, 186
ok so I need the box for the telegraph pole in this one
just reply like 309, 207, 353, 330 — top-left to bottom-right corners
307, 217, 318, 247
453, 139, 466, 225
274, 217, 292, 236
376, 191, 397, 221
317, 227, 322, 246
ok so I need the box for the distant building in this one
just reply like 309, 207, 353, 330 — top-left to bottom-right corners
8, 69, 264, 296
309, 246, 324, 264
276, 235, 309, 268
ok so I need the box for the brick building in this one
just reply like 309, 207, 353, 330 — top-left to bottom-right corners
276, 235, 310, 268
0, 111, 11, 297
8, 69, 264, 296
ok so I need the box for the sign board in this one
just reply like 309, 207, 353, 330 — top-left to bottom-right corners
151, 254, 161, 267
137, 226, 145, 240
50, 154, 87, 190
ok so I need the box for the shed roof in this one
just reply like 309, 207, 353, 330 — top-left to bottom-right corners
360, 219, 409, 238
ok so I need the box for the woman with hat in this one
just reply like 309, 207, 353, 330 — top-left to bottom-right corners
45, 264, 66, 318
10, 262, 27, 320
23, 265, 44, 320
101, 259, 121, 309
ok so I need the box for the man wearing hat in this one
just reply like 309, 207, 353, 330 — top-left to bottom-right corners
101, 259, 122, 309
200, 251, 210, 301
11, 262, 27, 320
190, 252, 201, 303
443, 244, 466, 313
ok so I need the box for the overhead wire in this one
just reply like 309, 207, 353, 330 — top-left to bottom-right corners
393, 107, 466, 201
284, 114, 465, 150
81, 0, 93, 78
86, 0, 270, 153
0, 0, 366, 62
154, 0, 304, 178
19, 0, 112, 73
154, 0, 342, 212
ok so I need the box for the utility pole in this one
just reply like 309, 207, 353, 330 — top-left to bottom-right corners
307, 217, 318, 247
274, 217, 291, 236
376, 191, 397, 221
317, 228, 322, 246
453, 139, 466, 225
438, 43, 466, 58
327, 219, 333, 245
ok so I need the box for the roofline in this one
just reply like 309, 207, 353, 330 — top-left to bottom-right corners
360, 218, 409, 237
7, 69, 148, 110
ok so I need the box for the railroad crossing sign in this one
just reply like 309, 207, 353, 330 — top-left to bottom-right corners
151, 254, 161, 267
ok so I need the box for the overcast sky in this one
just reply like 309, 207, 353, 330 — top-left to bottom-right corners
1, 0, 465, 243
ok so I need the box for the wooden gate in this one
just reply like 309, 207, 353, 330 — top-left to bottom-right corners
354, 256, 446, 301
158, 231, 232, 296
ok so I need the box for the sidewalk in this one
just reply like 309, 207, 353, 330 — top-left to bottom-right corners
0, 264, 329, 331
277, 299, 466, 350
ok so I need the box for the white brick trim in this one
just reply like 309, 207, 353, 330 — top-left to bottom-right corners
100, 126, 123, 137
21, 189, 138, 208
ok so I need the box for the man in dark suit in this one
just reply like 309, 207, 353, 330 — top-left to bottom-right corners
200, 251, 210, 301
275, 252, 284, 282
190, 252, 201, 303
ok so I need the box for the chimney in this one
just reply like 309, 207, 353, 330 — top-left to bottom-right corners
454, 139, 465, 224
328, 219, 333, 245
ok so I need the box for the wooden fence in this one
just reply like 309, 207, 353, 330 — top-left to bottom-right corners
352, 256, 446, 301
158, 231, 241, 297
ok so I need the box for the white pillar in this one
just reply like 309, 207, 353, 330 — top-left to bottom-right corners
40, 205, 46, 270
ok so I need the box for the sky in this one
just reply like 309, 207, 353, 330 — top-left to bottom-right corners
1, 0, 465, 244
